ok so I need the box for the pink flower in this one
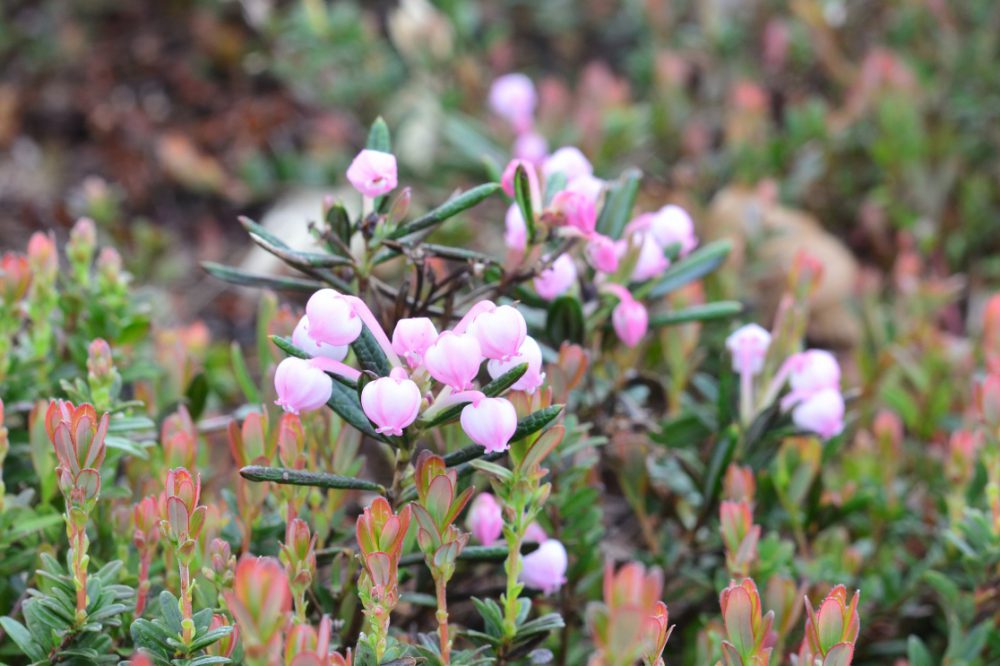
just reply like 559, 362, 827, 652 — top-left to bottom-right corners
305, 289, 363, 347
346, 149, 398, 198
460, 396, 518, 453
501, 158, 540, 201
424, 331, 483, 390
360, 367, 422, 436
788, 350, 841, 394
524, 522, 548, 543
612, 297, 649, 348
627, 233, 670, 282
586, 234, 619, 273
725, 324, 772, 376
504, 204, 528, 252
488, 73, 537, 133
513, 131, 548, 165
466, 493, 503, 546
649, 204, 698, 257
550, 189, 597, 235
519, 539, 568, 595
543, 146, 593, 181
391, 317, 439, 368
274, 358, 333, 415
566, 173, 605, 204
487, 336, 546, 393
792, 387, 845, 439
534, 254, 577, 300
470, 304, 528, 361
292, 316, 348, 362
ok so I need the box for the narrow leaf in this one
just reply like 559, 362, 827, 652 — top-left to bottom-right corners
240, 465, 385, 492
595, 168, 641, 238
391, 183, 502, 239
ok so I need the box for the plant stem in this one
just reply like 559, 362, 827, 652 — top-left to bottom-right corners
179, 562, 194, 643
435, 577, 450, 664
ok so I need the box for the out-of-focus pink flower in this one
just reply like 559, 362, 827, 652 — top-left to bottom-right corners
460, 396, 518, 453
513, 131, 548, 165
566, 173, 605, 204
424, 331, 482, 390
501, 158, 541, 201
504, 204, 528, 252
487, 335, 546, 393
725, 324, 772, 376
649, 204, 698, 257
292, 315, 348, 362
523, 522, 548, 543
534, 254, 577, 300
305, 289, 363, 347
470, 304, 527, 361
543, 146, 593, 181
550, 189, 597, 235
0, 252, 31, 303
788, 350, 841, 394
466, 492, 503, 546
627, 232, 670, 282
586, 234, 619, 273
274, 358, 333, 415
612, 297, 648, 348
391, 317, 439, 368
489, 73, 537, 133
792, 387, 845, 439
346, 149, 398, 197
984, 293, 1000, 373
360, 367, 422, 436
520, 539, 568, 595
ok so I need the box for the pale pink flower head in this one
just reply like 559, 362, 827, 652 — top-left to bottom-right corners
523, 522, 548, 543
360, 367, 422, 436
391, 317, 439, 368
649, 204, 698, 257
292, 316, 348, 362
424, 331, 483, 390
488, 73, 537, 133
520, 539, 568, 595
788, 349, 841, 395
627, 232, 670, 282
550, 189, 597, 235
460, 396, 518, 453
566, 173, 605, 205
534, 254, 577, 301
466, 492, 503, 546
792, 387, 845, 439
487, 335, 546, 393
470, 304, 527, 361
543, 146, 593, 181
504, 204, 528, 252
612, 298, 649, 348
274, 358, 333, 415
346, 149, 398, 198
305, 289, 362, 347
501, 158, 540, 201
725, 324, 772, 376
513, 131, 548, 166
586, 234, 619, 274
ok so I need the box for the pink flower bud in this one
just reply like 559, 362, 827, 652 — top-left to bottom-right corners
488, 73, 537, 133
360, 367, 422, 436
501, 158, 541, 201
612, 298, 649, 348
391, 317, 439, 368
550, 189, 596, 235
274, 358, 333, 415
487, 335, 546, 393
292, 316, 348, 362
543, 146, 593, 181
566, 173, 605, 204
649, 204, 698, 257
460, 396, 518, 453
346, 149, 398, 198
725, 324, 772, 376
792, 387, 845, 439
504, 204, 528, 252
305, 289, 362, 347
534, 254, 577, 301
586, 234, 619, 273
788, 350, 841, 394
628, 232, 670, 282
520, 539, 568, 595
471, 304, 527, 361
424, 331, 482, 390
513, 131, 548, 165
466, 492, 503, 546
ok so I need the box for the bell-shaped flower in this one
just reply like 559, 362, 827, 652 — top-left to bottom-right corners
274, 357, 333, 415
360, 367, 422, 436
487, 335, 545, 393
470, 304, 527, 361
424, 331, 482, 390
292, 315, 348, 362
346, 149, 398, 198
649, 204, 698, 256
488, 73, 537, 133
612, 297, 648, 348
586, 234, 619, 273
460, 396, 518, 453
566, 173, 605, 204
520, 539, 568, 595
391, 317, 439, 368
783, 349, 841, 409
305, 289, 363, 347
543, 146, 593, 181
534, 254, 577, 301
550, 189, 597, 235
627, 232, 670, 282
504, 204, 528, 252
725, 323, 772, 376
513, 131, 548, 165
466, 492, 503, 546
792, 387, 845, 439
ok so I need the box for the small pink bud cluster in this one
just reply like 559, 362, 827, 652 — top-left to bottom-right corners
782, 349, 845, 439
587, 562, 673, 666
280, 518, 318, 621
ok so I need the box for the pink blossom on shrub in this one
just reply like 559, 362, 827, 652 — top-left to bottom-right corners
520, 539, 568, 594
305, 289, 363, 347
470, 304, 527, 361
346, 149, 398, 197
488, 73, 537, 133
612, 297, 648, 348
534, 254, 577, 300
466, 492, 503, 546
487, 335, 545, 393
543, 146, 593, 181
391, 317, 439, 368
460, 396, 518, 453
360, 367, 422, 436
424, 331, 482, 390
725, 323, 772, 376
274, 357, 333, 415
792, 387, 845, 438
292, 315, 348, 362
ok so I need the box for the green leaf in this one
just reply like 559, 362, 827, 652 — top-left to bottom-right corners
2, 615, 46, 662
907, 635, 934, 666
239, 465, 385, 492
8, 511, 64, 539
188, 658, 232, 666
327, 379, 385, 441
647, 239, 732, 297
390, 183, 502, 239
649, 301, 743, 327
188, 625, 234, 651
271, 335, 309, 360
546, 296, 585, 345
511, 405, 563, 443
326, 201, 353, 252
230, 342, 260, 404
247, 230, 351, 269
595, 167, 641, 238
351, 325, 392, 377
202, 262, 324, 292
367, 116, 392, 153
702, 425, 738, 507
513, 165, 536, 242
104, 435, 151, 459
543, 172, 567, 207
185, 372, 209, 421
158, 590, 183, 635
469, 458, 513, 481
